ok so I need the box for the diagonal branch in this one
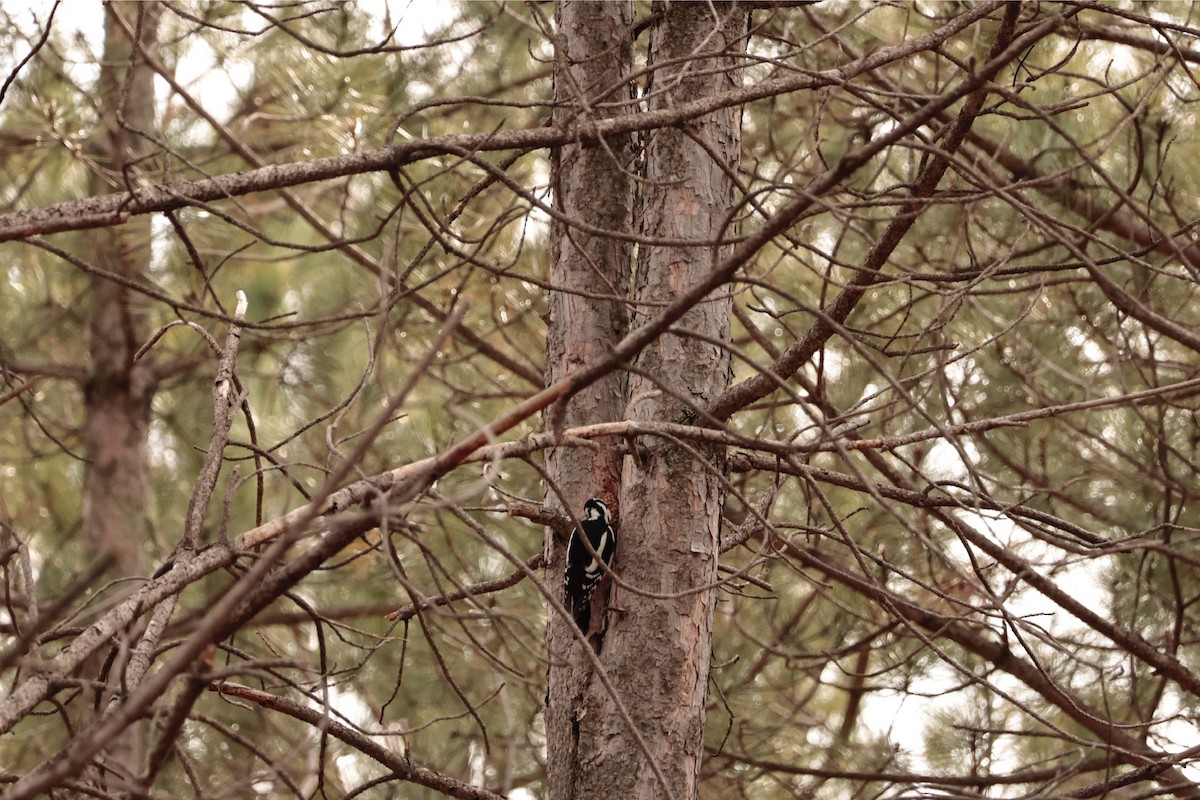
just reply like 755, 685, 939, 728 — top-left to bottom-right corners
706, 2, 1026, 421
768, 533, 1200, 798
0, 2, 1005, 243
210, 682, 505, 800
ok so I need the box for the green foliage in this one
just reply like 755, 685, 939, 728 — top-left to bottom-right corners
2, 2, 1200, 798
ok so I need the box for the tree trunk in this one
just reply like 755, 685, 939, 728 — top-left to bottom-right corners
543, 2, 635, 798
572, 4, 748, 799
80, 1, 160, 782
82, 1, 158, 569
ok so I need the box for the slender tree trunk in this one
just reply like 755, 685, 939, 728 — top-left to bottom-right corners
543, 3, 635, 798
80, 1, 160, 782
83, 1, 158, 569
575, 5, 747, 799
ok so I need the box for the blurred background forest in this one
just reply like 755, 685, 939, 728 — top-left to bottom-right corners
2, 1, 1200, 798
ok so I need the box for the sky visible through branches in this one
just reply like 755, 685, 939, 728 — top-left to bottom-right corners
3, 2, 1200, 798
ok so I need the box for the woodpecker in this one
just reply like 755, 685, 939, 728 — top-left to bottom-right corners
563, 498, 616, 634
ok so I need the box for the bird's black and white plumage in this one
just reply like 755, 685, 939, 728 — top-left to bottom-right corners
563, 498, 616, 634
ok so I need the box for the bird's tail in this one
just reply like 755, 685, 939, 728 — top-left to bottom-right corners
571, 600, 590, 635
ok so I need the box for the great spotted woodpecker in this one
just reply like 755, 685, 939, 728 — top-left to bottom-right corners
563, 498, 616, 633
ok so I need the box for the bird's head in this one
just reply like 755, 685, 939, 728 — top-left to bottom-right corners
583, 498, 609, 523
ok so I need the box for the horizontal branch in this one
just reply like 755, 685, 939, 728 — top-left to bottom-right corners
0, 2, 1003, 243
705, 746, 1117, 789
385, 553, 544, 622
724, 451, 1104, 546
242, 374, 1195, 556
210, 682, 504, 800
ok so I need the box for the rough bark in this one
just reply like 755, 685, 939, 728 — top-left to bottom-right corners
82, 1, 158, 568
543, 3, 635, 799
574, 5, 747, 800
79, 0, 160, 782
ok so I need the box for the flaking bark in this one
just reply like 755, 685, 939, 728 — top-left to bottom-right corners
543, 3, 636, 799
574, 5, 748, 800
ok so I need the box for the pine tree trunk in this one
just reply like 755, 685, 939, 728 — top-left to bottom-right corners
80, 1, 160, 782
543, 2, 635, 798
564, 4, 748, 799
82, 1, 158, 569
